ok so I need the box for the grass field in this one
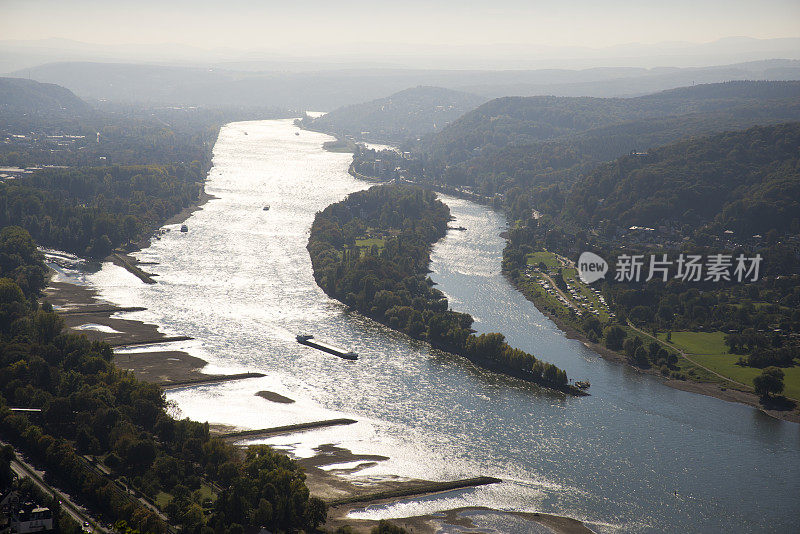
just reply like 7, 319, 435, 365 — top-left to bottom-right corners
155, 491, 172, 509
526, 251, 560, 269
355, 237, 385, 249
155, 483, 216, 510
657, 331, 800, 400
660, 331, 730, 355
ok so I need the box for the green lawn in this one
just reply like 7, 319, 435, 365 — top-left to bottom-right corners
658, 330, 800, 400
659, 331, 730, 355
155, 483, 216, 511
195, 483, 216, 502
355, 237, 385, 249
691, 353, 800, 400
526, 251, 560, 269
155, 491, 172, 509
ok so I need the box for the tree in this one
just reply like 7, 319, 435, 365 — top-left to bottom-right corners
603, 325, 627, 350
633, 346, 649, 366
623, 336, 643, 359
0, 444, 14, 488
33, 309, 64, 343
305, 496, 327, 531
753, 367, 784, 399
371, 520, 409, 534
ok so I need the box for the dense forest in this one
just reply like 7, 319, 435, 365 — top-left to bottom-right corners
0, 163, 205, 258
0, 226, 328, 533
297, 86, 487, 145
308, 184, 572, 390
414, 81, 800, 166
565, 122, 800, 238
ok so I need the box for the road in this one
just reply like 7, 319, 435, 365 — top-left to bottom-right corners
2, 438, 107, 532
532, 269, 582, 314
79, 455, 174, 530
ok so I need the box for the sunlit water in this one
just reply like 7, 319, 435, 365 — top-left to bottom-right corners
85, 120, 800, 533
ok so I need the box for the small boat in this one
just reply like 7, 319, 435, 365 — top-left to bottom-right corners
575, 380, 590, 389
180, 224, 188, 233
263, 205, 270, 211
448, 226, 467, 231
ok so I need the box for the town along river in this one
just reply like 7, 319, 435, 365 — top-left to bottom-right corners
87, 119, 800, 533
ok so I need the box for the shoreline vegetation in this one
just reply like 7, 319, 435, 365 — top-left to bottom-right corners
322, 138, 358, 153
502, 249, 800, 424
307, 183, 584, 395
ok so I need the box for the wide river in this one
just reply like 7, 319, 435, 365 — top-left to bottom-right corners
88, 120, 799, 533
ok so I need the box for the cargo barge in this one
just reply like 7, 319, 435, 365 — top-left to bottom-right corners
296, 334, 358, 360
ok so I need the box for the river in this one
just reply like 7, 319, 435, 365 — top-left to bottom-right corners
86, 119, 800, 533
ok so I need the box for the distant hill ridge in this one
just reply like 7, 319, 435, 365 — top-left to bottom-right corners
0, 76, 90, 115
423, 80, 800, 165
298, 85, 489, 144
12, 59, 800, 110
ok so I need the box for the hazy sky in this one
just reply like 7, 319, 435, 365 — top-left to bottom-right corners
2, 0, 799, 53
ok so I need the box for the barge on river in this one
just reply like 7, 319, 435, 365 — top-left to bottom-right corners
296, 334, 358, 360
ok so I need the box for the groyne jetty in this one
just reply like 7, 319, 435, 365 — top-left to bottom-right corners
111, 253, 157, 284
218, 418, 358, 440
110, 335, 194, 347
159, 372, 266, 389
326, 476, 502, 506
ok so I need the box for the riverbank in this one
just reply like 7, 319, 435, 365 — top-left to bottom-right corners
348, 163, 497, 206
46, 242, 595, 534
109, 190, 218, 282
290, 444, 594, 534
508, 273, 800, 424
45, 280, 226, 384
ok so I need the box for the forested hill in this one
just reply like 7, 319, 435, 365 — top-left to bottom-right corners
566, 122, 800, 238
352, 81, 800, 221
298, 86, 488, 144
420, 80, 800, 166
0, 77, 90, 116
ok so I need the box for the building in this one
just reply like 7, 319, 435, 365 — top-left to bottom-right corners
11, 505, 53, 533
1, 491, 54, 533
